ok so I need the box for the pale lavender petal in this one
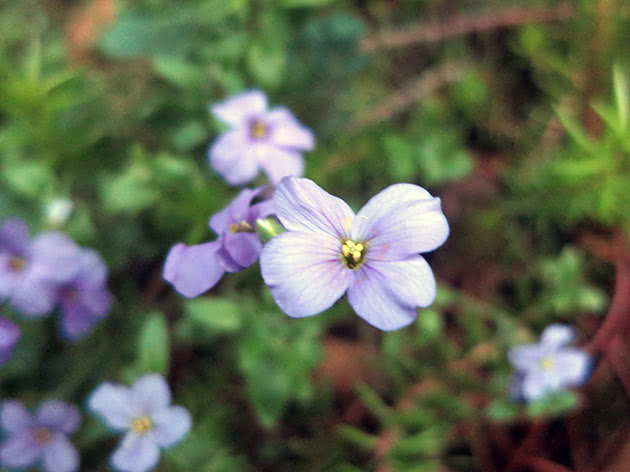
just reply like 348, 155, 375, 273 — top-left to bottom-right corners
130, 374, 171, 416
522, 371, 548, 401
553, 348, 592, 387
10, 274, 57, 317
36, 401, 81, 435
250, 199, 275, 222
30, 232, 82, 283
0, 318, 20, 366
111, 433, 160, 472
273, 177, 354, 237
0, 431, 40, 468
508, 344, 542, 371
352, 184, 449, 261
256, 145, 304, 183
60, 287, 112, 340
0, 218, 29, 255
208, 187, 262, 235
214, 245, 243, 273
260, 232, 352, 317
151, 406, 191, 448
211, 90, 267, 128
266, 107, 315, 151
0, 253, 20, 300
73, 249, 108, 288
541, 324, 575, 349
1, 401, 34, 433
208, 129, 259, 186
347, 257, 435, 331
88, 383, 133, 430
41, 434, 79, 472
163, 242, 225, 298
224, 232, 262, 268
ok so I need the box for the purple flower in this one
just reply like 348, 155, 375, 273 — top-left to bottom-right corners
88, 374, 191, 472
260, 177, 449, 331
163, 186, 274, 298
0, 400, 80, 472
0, 219, 82, 317
508, 324, 592, 401
208, 90, 315, 185
56, 249, 113, 340
0, 317, 20, 367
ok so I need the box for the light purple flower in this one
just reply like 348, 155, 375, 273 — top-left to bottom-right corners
508, 324, 592, 401
0, 400, 80, 472
88, 374, 191, 472
0, 317, 20, 367
56, 249, 113, 340
208, 90, 315, 185
0, 219, 82, 317
260, 177, 449, 331
163, 186, 274, 298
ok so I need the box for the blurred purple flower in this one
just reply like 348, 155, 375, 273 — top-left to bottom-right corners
0, 400, 80, 472
260, 177, 449, 331
88, 374, 191, 472
0, 317, 20, 367
508, 324, 592, 401
163, 186, 274, 298
208, 90, 315, 185
56, 249, 113, 340
0, 218, 82, 317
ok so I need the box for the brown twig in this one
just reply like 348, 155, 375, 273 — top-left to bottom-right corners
360, 2, 575, 53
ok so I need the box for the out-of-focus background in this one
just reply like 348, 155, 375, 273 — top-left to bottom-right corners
2, 0, 630, 470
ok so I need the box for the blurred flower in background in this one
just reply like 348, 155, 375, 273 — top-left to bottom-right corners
0, 317, 20, 367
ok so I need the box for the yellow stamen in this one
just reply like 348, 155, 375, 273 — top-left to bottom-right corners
9, 256, 26, 272
229, 220, 254, 233
540, 357, 554, 371
341, 239, 368, 270
250, 121, 267, 139
33, 427, 52, 444
130, 416, 153, 434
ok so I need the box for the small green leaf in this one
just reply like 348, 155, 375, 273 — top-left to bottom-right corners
137, 312, 170, 375
486, 399, 519, 422
184, 297, 242, 334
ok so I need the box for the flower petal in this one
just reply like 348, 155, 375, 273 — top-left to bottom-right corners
256, 145, 304, 184
508, 344, 542, 371
0, 318, 20, 365
88, 383, 133, 430
522, 370, 549, 401
347, 256, 435, 331
553, 348, 592, 387
260, 231, 352, 317
111, 433, 160, 472
130, 374, 171, 416
151, 406, 191, 448
163, 242, 225, 298
540, 324, 575, 349
9, 273, 57, 317
41, 434, 79, 472
36, 401, 81, 435
211, 90, 267, 128
0, 431, 40, 469
60, 288, 112, 340
0, 218, 30, 255
352, 183, 449, 261
1, 401, 34, 433
209, 187, 262, 235
266, 107, 315, 151
208, 130, 259, 186
224, 232, 262, 268
29, 232, 82, 283
273, 177, 354, 237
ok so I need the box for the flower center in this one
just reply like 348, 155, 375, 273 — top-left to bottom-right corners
540, 357, 554, 371
229, 220, 254, 233
62, 287, 79, 301
250, 120, 267, 139
9, 256, 26, 272
33, 427, 52, 444
130, 416, 153, 435
341, 240, 367, 270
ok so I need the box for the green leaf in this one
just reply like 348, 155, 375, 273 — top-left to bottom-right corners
3, 159, 54, 198
486, 399, 518, 422
280, 0, 336, 7
137, 312, 170, 375
526, 391, 579, 417
613, 64, 629, 130
184, 297, 242, 334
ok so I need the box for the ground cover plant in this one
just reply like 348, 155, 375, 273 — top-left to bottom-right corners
1, 0, 630, 471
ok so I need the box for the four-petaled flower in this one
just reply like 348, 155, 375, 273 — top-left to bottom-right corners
88, 374, 191, 472
0, 400, 80, 472
208, 90, 315, 185
260, 177, 449, 331
0, 317, 20, 367
163, 186, 274, 298
508, 324, 592, 401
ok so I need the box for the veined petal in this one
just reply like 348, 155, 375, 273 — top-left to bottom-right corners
553, 348, 592, 387
41, 434, 79, 472
266, 107, 315, 151
224, 232, 262, 268
260, 232, 352, 317
208, 130, 259, 186
0, 431, 40, 469
255, 144, 304, 184
274, 177, 354, 237
111, 433, 160, 472
151, 406, 191, 448
130, 374, 171, 416
352, 183, 449, 260
1, 401, 34, 433
88, 383, 133, 430
347, 256, 435, 331
211, 90, 267, 128
541, 324, 575, 349
36, 401, 81, 435
163, 242, 224, 298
